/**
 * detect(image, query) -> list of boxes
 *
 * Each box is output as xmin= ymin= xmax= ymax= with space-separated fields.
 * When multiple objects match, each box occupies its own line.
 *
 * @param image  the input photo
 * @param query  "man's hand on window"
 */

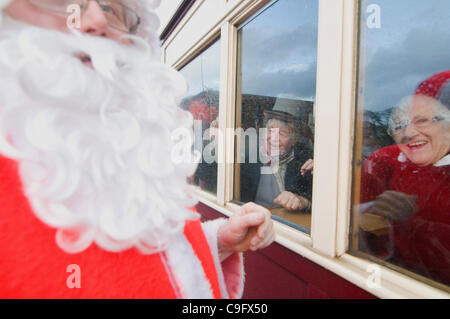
xmin=274 ymin=191 xmax=310 ymax=211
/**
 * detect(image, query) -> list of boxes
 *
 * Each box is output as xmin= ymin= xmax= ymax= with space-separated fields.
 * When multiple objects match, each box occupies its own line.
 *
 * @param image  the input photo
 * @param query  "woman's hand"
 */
xmin=373 ymin=190 xmax=416 ymax=221
xmin=217 ymin=203 xmax=275 ymax=261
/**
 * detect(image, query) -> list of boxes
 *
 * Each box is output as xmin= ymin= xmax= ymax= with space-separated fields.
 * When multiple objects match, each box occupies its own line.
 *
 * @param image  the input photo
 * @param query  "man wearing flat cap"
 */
xmin=240 ymin=97 xmax=314 ymax=212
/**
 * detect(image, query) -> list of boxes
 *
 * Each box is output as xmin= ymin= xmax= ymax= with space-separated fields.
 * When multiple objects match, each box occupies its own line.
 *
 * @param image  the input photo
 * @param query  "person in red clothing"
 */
xmin=0 ymin=0 xmax=275 ymax=298
xmin=359 ymin=70 xmax=450 ymax=286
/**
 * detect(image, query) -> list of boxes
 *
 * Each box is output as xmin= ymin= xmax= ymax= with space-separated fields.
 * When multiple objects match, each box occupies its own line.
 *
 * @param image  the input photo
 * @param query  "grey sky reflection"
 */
xmin=360 ymin=0 xmax=450 ymax=111
xmin=180 ymin=0 xmax=450 ymax=113
xmin=240 ymin=0 xmax=318 ymax=101
xmin=179 ymin=39 xmax=221 ymax=99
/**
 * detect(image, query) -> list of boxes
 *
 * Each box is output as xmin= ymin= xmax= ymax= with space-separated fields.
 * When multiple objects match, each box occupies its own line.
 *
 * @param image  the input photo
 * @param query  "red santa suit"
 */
xmin=0 ymin=154 xmax=244 ymax=298
xmin=360 ymin=145 xmax=450 ymax=285
xmin=0 ymin=0 xmax=246 ymax=298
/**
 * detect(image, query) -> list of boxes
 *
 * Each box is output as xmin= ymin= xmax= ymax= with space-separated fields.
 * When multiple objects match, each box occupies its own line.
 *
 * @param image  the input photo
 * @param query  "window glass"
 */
xmin=234 ymin=0 xmax=318 ymax=233
xmin=351 ymin=0 xmax=450 ymax=289
xmin=179 ymin=39 xmax=221 ymax=194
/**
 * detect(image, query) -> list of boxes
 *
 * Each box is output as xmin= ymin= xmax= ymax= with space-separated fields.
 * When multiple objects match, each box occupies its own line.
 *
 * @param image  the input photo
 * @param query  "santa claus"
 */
xmin=0 ymin=0 xmax=275 ymax=298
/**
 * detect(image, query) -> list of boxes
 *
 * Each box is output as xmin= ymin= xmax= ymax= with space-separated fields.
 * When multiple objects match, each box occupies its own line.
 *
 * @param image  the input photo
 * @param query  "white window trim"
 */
xmin=163 ymin=0 xmax=450 ymax=299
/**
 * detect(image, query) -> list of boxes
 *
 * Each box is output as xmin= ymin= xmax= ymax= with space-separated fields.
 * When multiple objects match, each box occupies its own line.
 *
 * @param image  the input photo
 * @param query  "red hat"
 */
xmin=415 ymin=70 xmax=450 ymax=109
xmin=188 ymin=100 xmax=218 ymax=122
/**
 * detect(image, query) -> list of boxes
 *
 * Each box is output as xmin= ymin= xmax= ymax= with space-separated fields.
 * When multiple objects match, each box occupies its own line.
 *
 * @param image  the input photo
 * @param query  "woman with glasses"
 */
xmin=359 ymin=70 xmax=450 ymax=286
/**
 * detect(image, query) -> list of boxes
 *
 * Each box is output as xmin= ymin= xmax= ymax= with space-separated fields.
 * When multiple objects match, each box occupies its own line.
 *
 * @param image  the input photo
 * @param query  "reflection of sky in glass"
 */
xmin=179 ymin=39 xmax=221 ymax=98
xmin=360 ymin=0 xmax=450 ymax=112
xmin=239 ymin=0 xmax=318 ymax=101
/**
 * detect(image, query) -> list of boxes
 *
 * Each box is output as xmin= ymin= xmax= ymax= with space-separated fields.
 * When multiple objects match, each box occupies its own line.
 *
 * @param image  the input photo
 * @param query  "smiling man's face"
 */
xmin=4 ymin=0 xmax=133 ymax=67
xmin=4 ymin=0 xmax=128 ymax=38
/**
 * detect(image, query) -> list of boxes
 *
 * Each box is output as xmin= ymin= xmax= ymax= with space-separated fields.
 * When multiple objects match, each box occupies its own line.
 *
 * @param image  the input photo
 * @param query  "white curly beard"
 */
xmin=0 ymin=17 xmax=199 ymax=254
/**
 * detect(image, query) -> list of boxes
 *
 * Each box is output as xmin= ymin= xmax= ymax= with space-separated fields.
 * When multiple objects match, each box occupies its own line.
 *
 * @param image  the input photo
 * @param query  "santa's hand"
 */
xmin=217 ymin=202 xmax=275 ymax=261
xmin=274 ymin=191 xmax=310 ymax=211
xmin=372 ymin=190 xmax=416 ymax=221
xmin=301 ymin=159 xmax=314 ymax=175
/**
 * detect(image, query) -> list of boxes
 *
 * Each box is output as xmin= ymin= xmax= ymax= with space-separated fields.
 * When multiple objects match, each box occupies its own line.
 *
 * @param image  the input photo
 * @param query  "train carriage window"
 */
xmin=233 ymin=0 xmax=318 ymax=233
xmin=179 ymin=39 xmax=221 ymax=195
xmin=351 ymin=0 xmax=450 ymax=290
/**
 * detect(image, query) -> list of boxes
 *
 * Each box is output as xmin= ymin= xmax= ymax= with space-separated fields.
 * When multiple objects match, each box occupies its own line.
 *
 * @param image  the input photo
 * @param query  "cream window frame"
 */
xmin=162 ymin=0 xmax=450 ymax=299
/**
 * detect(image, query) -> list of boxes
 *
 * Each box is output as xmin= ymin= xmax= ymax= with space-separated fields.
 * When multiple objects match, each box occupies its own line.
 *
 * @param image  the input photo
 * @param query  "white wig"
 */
xmin=126 ymin=0 xmax=162 ymax=42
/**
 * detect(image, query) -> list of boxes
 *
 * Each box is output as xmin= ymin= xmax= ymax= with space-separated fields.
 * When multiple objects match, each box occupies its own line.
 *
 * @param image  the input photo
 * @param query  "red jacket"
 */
xmin=360 ymin=145 xmax=450 ymax=285
xmin=0 ymin=155 xmax=234 ymax=298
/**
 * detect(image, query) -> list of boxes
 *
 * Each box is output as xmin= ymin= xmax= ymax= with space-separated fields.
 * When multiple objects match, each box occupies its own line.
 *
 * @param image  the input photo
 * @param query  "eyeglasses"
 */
xmin=28 ymin=0 xmax=141 ymax=34
xmin=389 ymin=116 xmax=444 ymax=136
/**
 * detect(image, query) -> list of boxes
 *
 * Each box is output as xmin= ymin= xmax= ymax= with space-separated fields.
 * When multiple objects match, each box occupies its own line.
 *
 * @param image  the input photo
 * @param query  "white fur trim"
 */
xmin=163 ymin=232 xmax=214 ymax=299
xmin=435 ymin=154 xmax=450 ymax=167
xmin=201 ymin=219 xmax=245 ymax=299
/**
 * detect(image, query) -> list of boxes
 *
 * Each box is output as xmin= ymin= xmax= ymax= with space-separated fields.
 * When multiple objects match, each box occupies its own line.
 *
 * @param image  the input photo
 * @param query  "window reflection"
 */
xmin=234 ymin=0 xmax=318 ymax=233
xmin=179 ymin=40 xmax=221 ymax=194
xmin=352 ymin=0 xmax=450 ymax=288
